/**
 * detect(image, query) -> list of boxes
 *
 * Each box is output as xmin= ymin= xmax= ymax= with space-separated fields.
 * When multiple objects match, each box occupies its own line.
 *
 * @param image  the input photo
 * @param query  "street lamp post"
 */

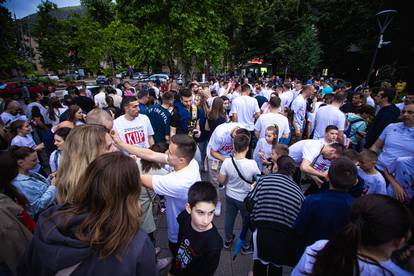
xmin=366 ymin=9 xmax=397 ymax=85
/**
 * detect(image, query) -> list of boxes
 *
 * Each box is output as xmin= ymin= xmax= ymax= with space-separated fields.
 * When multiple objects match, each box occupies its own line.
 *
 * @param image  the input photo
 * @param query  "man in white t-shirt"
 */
xmin=371 ymin=104 xmax=414 ymax=201
xmin=206 ymin=122 xmax=249 ymax=216
xmin=312 ymin=93 xmax=346 ymax=144
xmin=255 ymin=96 xmax=290 ymax=140
xmin=114 ymin=134 xmax=201 ymax=257
xmin=113 ymin=96 xmax=154 ymax=148
xmin=0 ymin=101 xmax=28 ymax=125
xmin=230 ymin=84 xmax=260 ymax=131
xmin=289 ymin=139 xmax=344 ymax=183
xmin=148 ymin=80 xmax=160 ymax=100
xmin=94 ymin=86 xmax=108 ymax=109
xmin=291 ymin=85 xmax=314 ymax=140
xmin=279 ymin=83 xmax=294 ymax=112
xmin=291 ymin=81 xmax=303 ymax=100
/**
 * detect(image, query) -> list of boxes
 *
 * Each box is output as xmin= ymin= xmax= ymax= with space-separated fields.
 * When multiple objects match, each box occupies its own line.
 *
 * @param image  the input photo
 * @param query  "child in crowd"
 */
xmin=218 ymin=134 xmax=260 ymax=252
xmin=321 ymin=125 xmax=338 ymax=144
xmin=137 ymin=143 xmax=171 ymax=270
xmin=293 ymin=158 xmax=357 ymax=250
xmin=263 ymin=143 xmax=289 ymax=175
xmin=10 ymin=146 xmax=56 ymax=219
xmin=253 ymin=125 xmax=279 ymax=172
xmin=358 ymin=149 xmax=387 ymax=195
xmin=342 ymin=149 xmax=365 ymax=198
xmin=49 ymin=127 xmax=71 ymax=173
xmin=292 ymin=195 xmax=413 ymax=275
xmin=10 ymin=120 xmax=44 ymax=152
xmin=169 ymin=181 xmax=223 ymax=276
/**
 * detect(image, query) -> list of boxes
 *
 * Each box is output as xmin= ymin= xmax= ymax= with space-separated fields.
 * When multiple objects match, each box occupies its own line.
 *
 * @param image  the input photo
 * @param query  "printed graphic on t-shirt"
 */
xmin=218 ymin=144 xmax=233 ymax=154
xmin=124 ymin=126 xmax=146 ymax=145
xmin=174 ymin=238 xmax=198 ymax=270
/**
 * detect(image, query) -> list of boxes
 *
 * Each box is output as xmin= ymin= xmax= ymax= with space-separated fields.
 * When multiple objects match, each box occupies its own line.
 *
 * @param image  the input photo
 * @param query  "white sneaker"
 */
xmin=156 ymin=257 xmax=172 ymax=271
xmin=214 ymin=201 xmax=222 ymax=216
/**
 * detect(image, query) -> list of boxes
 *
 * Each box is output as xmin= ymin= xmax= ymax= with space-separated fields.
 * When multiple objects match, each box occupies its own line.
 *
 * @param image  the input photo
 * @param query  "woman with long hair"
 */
xmin=56 ymin=125 xmax=117 ymax=203
xmin=53 ymin=105 xmax=85 ymax=131
xmin=19 ymin=152 xmax=157 ymax=275
xmin=0 ymin=151 xmax=33 ymax=275
xmin=47 ymin=96 xmax=67 ymax=126
xmin=292 ymin=195 xmax=413 ymax=276
xmin=206 ymin=97 xmax=227 ymax=134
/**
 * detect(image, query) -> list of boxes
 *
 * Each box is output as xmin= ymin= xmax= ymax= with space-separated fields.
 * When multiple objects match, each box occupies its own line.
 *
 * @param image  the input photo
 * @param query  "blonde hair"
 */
xmin=56 ymin=125 xmax=108 ymax=203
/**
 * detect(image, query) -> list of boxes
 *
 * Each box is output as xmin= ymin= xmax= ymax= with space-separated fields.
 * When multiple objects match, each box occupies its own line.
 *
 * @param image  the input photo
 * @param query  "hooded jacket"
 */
xmin=18 ymin=204 xmax=157 ymax=276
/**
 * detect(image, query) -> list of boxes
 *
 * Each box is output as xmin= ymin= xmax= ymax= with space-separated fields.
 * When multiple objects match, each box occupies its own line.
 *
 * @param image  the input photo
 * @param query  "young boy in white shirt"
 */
xmin=358 ymin=150 xmax=387 ymax=195
xmin=218 ymin=133 xmax=260 ymax=253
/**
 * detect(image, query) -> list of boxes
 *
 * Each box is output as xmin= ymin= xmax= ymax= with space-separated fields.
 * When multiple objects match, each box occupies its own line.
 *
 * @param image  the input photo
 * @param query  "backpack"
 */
xmin=344 ymin=117 xmax=365 ymax=138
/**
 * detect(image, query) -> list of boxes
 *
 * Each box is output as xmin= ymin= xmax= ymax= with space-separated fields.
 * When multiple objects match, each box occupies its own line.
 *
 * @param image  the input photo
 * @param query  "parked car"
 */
xmin=96 ymin=75 xmax=109 ymax=85
xmin=142 ymin=74 xmax=169 ymax=84
xmin=65 ymin=71 xmax=80 ymax=80
xmin=132 ymin=72 xmax=147 ymax=80
xmin=42 ymin=74 xmax=59 ymax=81
xmin=0 ymin=81 xmax=43 ymax=99
xmin=115 ymin=71 xmax=127 ymax=79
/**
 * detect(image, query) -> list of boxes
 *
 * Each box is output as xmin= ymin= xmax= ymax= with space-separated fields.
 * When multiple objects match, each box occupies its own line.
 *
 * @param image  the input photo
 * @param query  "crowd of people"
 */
xmin=0 ymin=74 xmax=414 ymax=276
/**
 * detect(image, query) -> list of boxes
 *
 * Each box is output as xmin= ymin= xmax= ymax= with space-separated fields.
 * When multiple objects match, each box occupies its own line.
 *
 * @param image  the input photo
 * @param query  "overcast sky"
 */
xmin=2 ymin=0 xmax=81 ymax=18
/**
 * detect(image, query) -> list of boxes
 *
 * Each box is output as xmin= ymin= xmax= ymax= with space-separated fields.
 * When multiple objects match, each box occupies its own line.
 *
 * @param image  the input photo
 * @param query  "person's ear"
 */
xmin=17 ymin=159 xmax=25 ymax=168
xmin=185 ymin=203 xmax=192 ymax=214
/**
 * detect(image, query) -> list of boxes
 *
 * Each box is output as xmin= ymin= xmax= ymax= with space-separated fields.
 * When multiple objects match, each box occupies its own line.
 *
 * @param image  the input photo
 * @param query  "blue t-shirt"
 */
xmin=293 ymin=190 xmax=353 ymax=247
xmin=139 ymin=103 xmax=148 ymax=115
xmin=146 ymin=104 xmax=171 ymax=144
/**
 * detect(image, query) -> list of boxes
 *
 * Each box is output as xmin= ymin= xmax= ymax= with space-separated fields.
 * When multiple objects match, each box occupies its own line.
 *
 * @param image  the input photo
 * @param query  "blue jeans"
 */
xmin=224 ymin=195 xmax=249 ymax=246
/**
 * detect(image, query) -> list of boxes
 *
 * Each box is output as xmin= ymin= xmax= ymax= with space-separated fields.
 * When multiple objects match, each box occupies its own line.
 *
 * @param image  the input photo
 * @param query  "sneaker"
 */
xmin=214 ymin=201 xmax=222 ymax=216
xmin=155 ymin=247 xmax=161 ymax=256
xmin=241 ymin=245 xmax=253 ymax=255
xmin=218 ymin=184 xmax=225 ymax=190
xmin=223 ymin=234 xmax=235 ymax=249
xmin=156 ymin=257 xmax=172 ymax=271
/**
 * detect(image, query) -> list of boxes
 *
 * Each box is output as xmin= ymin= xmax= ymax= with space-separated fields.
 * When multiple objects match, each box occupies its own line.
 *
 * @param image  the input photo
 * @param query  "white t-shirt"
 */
xmin=291 ymin=94 xmax=307 ymax=132
xmin=255 ymin=112 xmax=290 ymax=139
xmin=357 ymin=168 xmax=387 ymax=195
xmin=230 ymin=95 xmax=260 ymax=131
xmin=292 ymin=240 xmax=411 ymax=276
xmin=152 ymin=159 xmax=201 ymax=243
xmin=366 ymin=96 xmax=375 ymax=107
xmin=387 ymin=156 xmax=414 ymax=200
xmin=253 ymin=138 xmax=273 ymax=171
xmin=279 ymin=90 xmax=294 ymax=111
xmin=0 ymin=112 xmax=28 ymax=125
xmin=377 ymin=122 xmax=414 ymax=171
xmin=220 ymin=157 xmax=260 ymax=201
xmin=207 ymin=122 xmax=242 ymax=160
xmin=313 ymin=105 xmax=345 ymax=139
xmin=11 ymin=134 xmax=36 ymax=149
xmin=289 ymin=139 xmax=325 ymax=166
xmin=94 ymin=92 xmax=107 ymax=108
xmin=113 ymin=114 xmax=154 ymax=148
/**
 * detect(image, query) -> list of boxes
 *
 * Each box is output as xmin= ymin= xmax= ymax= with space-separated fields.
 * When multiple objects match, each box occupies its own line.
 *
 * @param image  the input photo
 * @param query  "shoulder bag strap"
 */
xmin=231 ymin=157 xmax=253 ymax=184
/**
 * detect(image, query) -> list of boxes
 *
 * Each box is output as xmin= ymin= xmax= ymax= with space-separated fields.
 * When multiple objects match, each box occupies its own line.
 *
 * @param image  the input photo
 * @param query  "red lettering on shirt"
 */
xmin=125 ymin=129 xmax=146 ymax=145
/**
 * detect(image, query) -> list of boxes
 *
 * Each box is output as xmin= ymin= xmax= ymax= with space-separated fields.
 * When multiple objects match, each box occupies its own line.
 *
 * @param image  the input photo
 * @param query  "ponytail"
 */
xmin=311 ymin=223 xmax=361 ymax=276
xmin=310 ymin=195 xmax=412 ymax=276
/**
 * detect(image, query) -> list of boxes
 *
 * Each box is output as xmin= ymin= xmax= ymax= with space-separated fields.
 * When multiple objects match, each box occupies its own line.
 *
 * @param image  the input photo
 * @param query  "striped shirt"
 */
xmin=250 ymin=173 xmax=305 ymax=228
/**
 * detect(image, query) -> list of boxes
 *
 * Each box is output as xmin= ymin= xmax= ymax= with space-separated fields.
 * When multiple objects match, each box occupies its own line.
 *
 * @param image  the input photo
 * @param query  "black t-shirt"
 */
xmin=170 ymin=211 xmax=223 ymax=276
